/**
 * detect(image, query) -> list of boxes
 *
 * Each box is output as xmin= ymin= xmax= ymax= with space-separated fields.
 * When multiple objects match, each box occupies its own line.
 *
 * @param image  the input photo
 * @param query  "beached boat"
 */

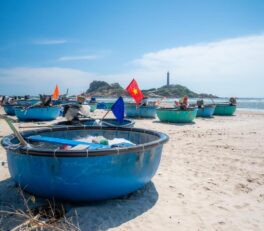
xmin=157 ymin=107 xmax=198 ymax=123
xmin=125 ymin=103 xmax=157 ymax=118
xmin=196 ymin=104 xmax=216 ymax=118
xmin=1 ymin=126 xmax=169 ymax=201
xmin=3 ymin=105 xmax=16 ymax=116
xmin=97 ymin=102 xmax=114 ymax=110
xmin=89 ymin=103 xmax=97 ymax=112
xmin=2 ymin=99 xmax=40 ymax=116
xmin=14 ymin=106 xmax=61 ymax=121
xmin=213 ymin=104 xmax=236 ymax=116
xmin=56 ymin=118 xmax=135 ymax=128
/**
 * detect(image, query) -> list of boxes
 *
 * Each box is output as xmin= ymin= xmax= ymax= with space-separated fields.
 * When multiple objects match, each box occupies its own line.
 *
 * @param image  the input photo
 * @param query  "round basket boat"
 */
xmin=88 ymin=103 xmax=97 ymax=112
xmin=56 ymin=118 xmax=135 ymax=128
xmin=14 ymin=106 xmax=61 ymax=121
xmin=1 ymin=126 xmax=169 ymax=201
xmin=3 ymin=105 xmax=16 ymax=116
xmin=125 ymin=104 xmax=157 ymax=118
xmin=97 ymin=102 xmax=114 ymax=110
xmin=196 ymin=104 xmax=216 ymax=118
xmin=213 ymin=104 xmax=236 ymax=116
xmin=157 ymin=107 xmax=198 ymax=123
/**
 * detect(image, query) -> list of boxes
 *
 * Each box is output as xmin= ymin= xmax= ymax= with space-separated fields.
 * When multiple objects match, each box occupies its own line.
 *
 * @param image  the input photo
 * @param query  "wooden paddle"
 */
xmin=1 ymin=116 xmax=29 ymax=146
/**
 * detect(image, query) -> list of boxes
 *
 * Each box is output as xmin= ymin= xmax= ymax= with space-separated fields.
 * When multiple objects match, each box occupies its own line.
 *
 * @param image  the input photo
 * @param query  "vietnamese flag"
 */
xmin=52 ymin=84 xmax=60 ymax=100
xmin=126 ymin=79 xmax=144 ymax=105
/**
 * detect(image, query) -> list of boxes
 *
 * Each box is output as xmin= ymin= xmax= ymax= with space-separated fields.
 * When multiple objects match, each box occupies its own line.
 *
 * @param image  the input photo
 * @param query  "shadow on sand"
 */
xmin=153 ymin=120 xmax=196 ymax=126
xmin=0 ymin=178 xmax=159 ymax=230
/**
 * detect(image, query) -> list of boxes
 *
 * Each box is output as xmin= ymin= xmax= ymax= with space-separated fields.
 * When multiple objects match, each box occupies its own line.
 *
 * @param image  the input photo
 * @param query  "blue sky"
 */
xmin=0 ymin=0 xmax=264 ymax=97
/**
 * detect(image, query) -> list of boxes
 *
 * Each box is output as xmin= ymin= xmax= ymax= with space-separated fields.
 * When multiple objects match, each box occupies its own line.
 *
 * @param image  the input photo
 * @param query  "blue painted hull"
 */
xmin=56 ymin=118 xmax=135 ymax=128
xmin=125 ymin=104 xmax=157 ymax=118
xmin=17 ymin=99 xmax=40 ymax=106
xmin=3 ymin=100 xmax=40 ymax=115
xmin=2 ymin=127 xmax=168 ymax=201
xmin=3 ymin=105 xmax=16 ymax=115
xmin=196 ymin=105 xmax=215 ymax=117
xmin=14 ymin=106 xmax=60 ymax=121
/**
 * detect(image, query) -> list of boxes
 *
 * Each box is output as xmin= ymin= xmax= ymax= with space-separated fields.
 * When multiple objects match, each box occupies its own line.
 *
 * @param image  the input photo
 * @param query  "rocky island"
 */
xmin=86 ymin=80 xmax=217 ymax=98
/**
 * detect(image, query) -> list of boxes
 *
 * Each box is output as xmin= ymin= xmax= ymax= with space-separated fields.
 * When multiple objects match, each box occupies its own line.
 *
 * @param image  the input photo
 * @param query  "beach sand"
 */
xmin=0 ymin=108 xmax=264 ymax=230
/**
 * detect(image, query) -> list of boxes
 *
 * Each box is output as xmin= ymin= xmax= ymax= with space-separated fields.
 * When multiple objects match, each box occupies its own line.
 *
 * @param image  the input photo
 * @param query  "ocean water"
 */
xmin=97 ymin=97 xmax=264 ymax=111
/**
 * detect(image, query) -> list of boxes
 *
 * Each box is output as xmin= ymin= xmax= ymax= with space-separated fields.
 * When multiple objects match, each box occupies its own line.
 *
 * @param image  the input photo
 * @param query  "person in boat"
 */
xmin=229 ymin=97 xmax=237 ymax=106
xmin=179 ymin=96 xmax=188 ymax=110
xmin=63 ymin=95 xmax=90 ymax=124
xmin=7 ymin=96 xmax=17 ymax=105
xmin=39 ymin=95 xmax=52 ymax=107
xmin=140 ymin=97 xmax=149 ymax=106
xmin=89 ymin=96 xmax=96 ymax=104
xmin=197 ymin=99 xmax=204 ymax=108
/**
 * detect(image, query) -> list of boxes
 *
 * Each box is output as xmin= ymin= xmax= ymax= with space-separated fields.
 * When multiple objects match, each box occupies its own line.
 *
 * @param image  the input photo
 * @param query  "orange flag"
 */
xmin=52 ymin=84 xmax=59 ymax=100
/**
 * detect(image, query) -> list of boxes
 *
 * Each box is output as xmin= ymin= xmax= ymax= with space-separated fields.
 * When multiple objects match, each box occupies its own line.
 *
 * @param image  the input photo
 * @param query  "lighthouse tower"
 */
xmin=167 ymin=71 xmax=170 ymax=86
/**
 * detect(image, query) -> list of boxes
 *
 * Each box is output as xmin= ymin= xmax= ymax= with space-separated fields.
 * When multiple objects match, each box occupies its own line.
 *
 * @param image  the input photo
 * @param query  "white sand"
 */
xmin=1 ymin=108 xmax=264 ymax=230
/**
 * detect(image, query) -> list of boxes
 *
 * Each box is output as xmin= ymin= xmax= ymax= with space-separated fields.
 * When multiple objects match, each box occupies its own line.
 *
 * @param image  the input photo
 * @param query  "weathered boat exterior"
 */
xmin=196 ymin=104 xmax=216 ymax=118
xmin=1 ymin=126 xmax=169 ymax=201
xmin=17 ymin=99 xmax=40 ymax=106
xmin=157 ymin=107 xmax=198 ymax=123
xmin=56 ymin=118 xmax=135 ymax=128
xmin=125 ymin=104 xmax=157 ymax=118
xmin=3 ymin=99 xmax=40 ymax=116
xmin=14 ymin=106 xmax=61 ymax=121
xmin=97 ymin=102 xmax=114 ymax=110
xmin=213 ymin=104 xmax=236 ymax=116
xmin=3 ymin=105 xmax=16 ymax=115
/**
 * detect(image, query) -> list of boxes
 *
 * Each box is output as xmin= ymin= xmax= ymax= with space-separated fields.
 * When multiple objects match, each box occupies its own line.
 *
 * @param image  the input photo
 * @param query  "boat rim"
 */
xmin=56 ymin=118 xmax=135 ymax=127
xmin=1 ymin=126 xmax=169 ymax=158
xmin=157 ymin=107 xmax=197 ymax=111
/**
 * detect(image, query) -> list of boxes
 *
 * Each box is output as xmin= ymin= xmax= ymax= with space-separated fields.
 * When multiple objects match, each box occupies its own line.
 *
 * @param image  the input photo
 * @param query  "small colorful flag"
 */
xmin=111 ymin=96 xmax=124 ymax=123
xmin=126 ymin=79 xmax=144 ymax=105
xmin=52 ymin=84 xmax=59 ymax=100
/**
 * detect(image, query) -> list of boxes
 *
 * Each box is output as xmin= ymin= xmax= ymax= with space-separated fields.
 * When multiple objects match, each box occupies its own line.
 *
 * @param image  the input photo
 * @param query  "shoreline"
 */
xmin=1 ymin=109 xmax=264 ymax=230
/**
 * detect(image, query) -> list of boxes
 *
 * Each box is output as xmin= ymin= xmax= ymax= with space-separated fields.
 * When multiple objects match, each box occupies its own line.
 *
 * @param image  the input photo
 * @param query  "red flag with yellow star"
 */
xmin=126 ymin=79 xmax=144 ymax=105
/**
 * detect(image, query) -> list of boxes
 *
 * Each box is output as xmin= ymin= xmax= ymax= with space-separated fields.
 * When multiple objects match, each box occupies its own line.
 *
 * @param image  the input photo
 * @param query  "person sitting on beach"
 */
xmin=179 ymin=96 xmax=188 ymax=110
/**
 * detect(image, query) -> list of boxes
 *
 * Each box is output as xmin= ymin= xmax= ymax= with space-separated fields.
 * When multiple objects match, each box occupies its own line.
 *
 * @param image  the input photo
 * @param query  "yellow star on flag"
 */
xmin=132 ymin=88 xmax=138 ymax=95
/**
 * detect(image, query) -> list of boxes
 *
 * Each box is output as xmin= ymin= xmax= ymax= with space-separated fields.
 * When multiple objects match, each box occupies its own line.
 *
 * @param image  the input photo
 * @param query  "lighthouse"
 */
xmin=167 ymin=71 xmax=170 ymax=86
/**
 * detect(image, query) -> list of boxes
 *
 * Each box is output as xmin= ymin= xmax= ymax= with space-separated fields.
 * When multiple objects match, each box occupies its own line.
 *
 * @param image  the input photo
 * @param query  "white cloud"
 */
xmin=0 ymin=67 xmax=95 ymax=95
xmin=33 ymin=39 xmax=68 ymax=45
xmin=132 ymin=34 xmax=264 ymax=97
xmin=1 ymin=34 xmax=264 ymax=97
xmin=58 ymin=55 xmax=100 ymax=61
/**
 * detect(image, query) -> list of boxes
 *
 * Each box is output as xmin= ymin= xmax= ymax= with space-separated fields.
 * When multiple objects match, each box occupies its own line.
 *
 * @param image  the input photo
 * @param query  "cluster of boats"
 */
xmin=0 ymin=95 xmax=236 ymax=201
xmin=125 ymin=97 xmax=237 ymax=123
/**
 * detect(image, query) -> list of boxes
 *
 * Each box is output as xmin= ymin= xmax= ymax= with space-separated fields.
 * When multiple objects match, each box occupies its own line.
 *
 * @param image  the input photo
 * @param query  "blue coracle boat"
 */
xmin=196 ymin=104 xmax=216 ymax=118
xmin=1 ymin=126 xmax=169 ymax=201
xmin=3 ymin=105 xmax=16 ymax=116
xmin=56 ymin=118 xmax=135 ymax=128
xmin=14 ymin=106 xmax=61 ymax=121
xmin=125 ymin=103 xmax=157 ymax=118
xmin=3 ymin=99 xmax=40 ymax=116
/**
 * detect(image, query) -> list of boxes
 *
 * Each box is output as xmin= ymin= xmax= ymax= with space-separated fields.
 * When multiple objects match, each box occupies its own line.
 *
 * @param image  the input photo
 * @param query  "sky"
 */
xmin=0 ymin=0 xmax=264 ymax=97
